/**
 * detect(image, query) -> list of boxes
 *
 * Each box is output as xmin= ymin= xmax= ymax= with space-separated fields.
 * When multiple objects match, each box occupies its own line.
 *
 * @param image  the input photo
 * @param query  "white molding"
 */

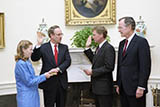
xmin=69 ymin=45 xmax=155 ymax=53
xmin=69 ymin=47 xmax=118 ymax=52
xmin=0 ymin=82 xmax=16 ymax=96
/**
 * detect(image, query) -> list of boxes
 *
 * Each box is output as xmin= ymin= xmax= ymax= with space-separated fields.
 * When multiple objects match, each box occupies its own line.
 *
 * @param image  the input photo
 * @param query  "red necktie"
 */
xmin=123 ymin=40 xmax=128 ymax=56
xmin=54 ymin=44 xmax=58 ymax=65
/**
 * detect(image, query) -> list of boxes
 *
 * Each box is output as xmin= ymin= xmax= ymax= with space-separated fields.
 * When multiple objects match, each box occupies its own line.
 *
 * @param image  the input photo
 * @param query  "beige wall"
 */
xmin=0 ymin=0 xmax=160 ymax=85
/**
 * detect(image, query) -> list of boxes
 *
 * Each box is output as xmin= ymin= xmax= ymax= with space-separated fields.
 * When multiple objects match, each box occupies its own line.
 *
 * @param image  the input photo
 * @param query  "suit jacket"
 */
xmin=84 ymin=41 xmax=115 ymax=95
xmin=31 ymin=42 xmax=71 ymax=90
xmin=116 ymin=34 xmax=151 ymax=96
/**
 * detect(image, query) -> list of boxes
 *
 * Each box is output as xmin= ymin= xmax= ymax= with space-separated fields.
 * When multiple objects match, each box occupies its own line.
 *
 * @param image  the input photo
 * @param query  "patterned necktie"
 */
xmin=54 ymin=44 xmax=58 ymax=65
xmin=95 ymin=46 xmax=99 ymax=54
xmin=123 ymin=40 xmax=128 ymax=56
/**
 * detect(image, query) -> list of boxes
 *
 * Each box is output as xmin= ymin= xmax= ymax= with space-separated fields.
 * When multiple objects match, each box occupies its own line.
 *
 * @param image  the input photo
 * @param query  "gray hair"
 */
xmin=119 ymin=17 xmax=136 ymax=30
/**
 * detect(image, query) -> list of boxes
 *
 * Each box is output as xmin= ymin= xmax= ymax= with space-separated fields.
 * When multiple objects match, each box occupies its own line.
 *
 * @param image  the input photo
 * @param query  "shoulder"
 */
xmin=136 ymin=35 xmax=149 ymax=44
xmin=41 ymin=42 xmax=50 ymax=48
xmin=16 ymin=59 xmax=26 ymax=65
xmin=120 ymin=39 xmax=125 ymax=44
xmin=105 ymin=42 xmax=115 ymax=50
xmin=15 ymin=59 xmax=27 ymax=69
xmin=59 ymin=43 xmax=69 ymax=49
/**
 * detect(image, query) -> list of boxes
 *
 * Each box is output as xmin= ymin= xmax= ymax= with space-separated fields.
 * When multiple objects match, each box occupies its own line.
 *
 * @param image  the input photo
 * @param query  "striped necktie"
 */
xmin=123 ymin=40 xmax=128 ymax=56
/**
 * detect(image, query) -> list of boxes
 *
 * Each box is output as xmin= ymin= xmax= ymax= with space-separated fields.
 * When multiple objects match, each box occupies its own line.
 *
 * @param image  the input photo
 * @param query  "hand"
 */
xmin=37 ymin=32 xmax=45 ymax=46
xmin=86 ymin=36 xmax=92 ymax=48
xmin=49 ymin=68 xmax=59 ymax=76
xmin=44 ymin=72 xmax=51 ymax=79
xmin=116 ymin=86 xmax=120 ymax=95
xmin=83 ymin=69 xmax=92 ymax=76
xmin=136 ymin=88 xmax=144 ymax=98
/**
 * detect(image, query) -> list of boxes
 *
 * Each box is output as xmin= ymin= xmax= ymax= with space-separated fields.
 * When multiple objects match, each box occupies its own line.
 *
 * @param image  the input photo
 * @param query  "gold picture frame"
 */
xmin=0 ymin=13 xmax=5 ymax=48
xmin=65 ymin=0 xmax=116 ymax=26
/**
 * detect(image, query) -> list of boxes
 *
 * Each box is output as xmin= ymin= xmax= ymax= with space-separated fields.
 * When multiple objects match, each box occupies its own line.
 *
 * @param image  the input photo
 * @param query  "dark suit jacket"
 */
xmin=117 ymin=34 xmax=151 ymax=96
xmin=31 ymin=42 xmax=71 ymax=90
xmin=84 ymin=41 xmax=115 ymax=95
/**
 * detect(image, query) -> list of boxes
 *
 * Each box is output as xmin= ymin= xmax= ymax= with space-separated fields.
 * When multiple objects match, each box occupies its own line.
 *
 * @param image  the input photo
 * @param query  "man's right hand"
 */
xmin=86 ymin=35 xmax=92 ymax=48
xmin=37 ymin=32 xmax=45 ymax=46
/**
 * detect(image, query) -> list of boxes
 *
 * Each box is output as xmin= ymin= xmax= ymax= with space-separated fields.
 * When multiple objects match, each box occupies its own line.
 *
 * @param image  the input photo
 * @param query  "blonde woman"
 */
xmin=14 ymin=40 xmax=55 ymax=107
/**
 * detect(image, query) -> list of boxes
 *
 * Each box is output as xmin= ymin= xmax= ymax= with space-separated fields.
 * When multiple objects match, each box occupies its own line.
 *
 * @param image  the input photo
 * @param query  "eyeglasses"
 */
xmin=54 ymin=33 xmax=63 ymax=36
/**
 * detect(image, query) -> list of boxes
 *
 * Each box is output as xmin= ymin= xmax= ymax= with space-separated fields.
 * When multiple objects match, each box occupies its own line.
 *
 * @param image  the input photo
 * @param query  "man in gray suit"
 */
xmin=116 ymin=17 xmax=151 ymax=107
xmin=83 ymin=26 xmax=115 ymax=107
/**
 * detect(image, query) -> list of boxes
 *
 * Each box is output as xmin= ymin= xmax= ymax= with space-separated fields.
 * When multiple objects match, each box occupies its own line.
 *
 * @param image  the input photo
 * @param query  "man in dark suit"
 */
xmin=31 ymin=25 xmax=71 ymax=107
xmin=116 ymin=17 xmax=151 ymax=107
xmin=83 ymin=26 xmax=115 ymax=107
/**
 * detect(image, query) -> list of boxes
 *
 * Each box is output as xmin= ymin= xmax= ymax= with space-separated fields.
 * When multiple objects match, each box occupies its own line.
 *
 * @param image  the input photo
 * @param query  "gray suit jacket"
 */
xmin=84 ymin=41 xmax=115 ymax=95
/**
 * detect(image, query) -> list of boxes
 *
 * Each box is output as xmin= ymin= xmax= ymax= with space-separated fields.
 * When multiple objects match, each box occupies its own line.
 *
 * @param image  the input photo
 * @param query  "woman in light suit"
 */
xmin=14 ymin=40 xmax=55 ymax=107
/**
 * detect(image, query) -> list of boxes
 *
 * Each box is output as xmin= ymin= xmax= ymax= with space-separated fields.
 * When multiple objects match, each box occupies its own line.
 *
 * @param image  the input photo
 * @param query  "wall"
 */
xmin=0 ymin=0 xmax=160 ymax=94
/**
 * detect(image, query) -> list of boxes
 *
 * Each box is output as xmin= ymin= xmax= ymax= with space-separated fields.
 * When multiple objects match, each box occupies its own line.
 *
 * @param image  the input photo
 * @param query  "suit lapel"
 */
xmin=57 ymin=44 xmax=63 ymax=65
xmin=46 ymin=42 xmax=57 ymax=65
xmin=122 ymin=35 xmax=137 ymax=59
xmin=120 ymin=40 xmax=125 ymax=57
xmin=92 ymin=41 xmax=107 ymax=66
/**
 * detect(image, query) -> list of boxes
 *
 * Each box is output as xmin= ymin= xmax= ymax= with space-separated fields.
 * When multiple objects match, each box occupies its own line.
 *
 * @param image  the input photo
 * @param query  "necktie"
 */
xmin=123 ymin=40 xmax=128 ymax=56
xmin=54 ymin=44 xmax=58 ymax=65
xmin=95 ymin=46 xmax=99 ymax=54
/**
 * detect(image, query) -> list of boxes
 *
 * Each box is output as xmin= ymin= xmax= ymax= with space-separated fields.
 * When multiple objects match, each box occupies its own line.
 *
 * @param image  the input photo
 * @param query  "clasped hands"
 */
xmin=44 ymin=68 xmax=59 ymax=79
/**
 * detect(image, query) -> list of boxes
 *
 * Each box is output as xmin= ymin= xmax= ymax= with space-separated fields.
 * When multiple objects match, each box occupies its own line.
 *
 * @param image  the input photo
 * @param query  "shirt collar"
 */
xmin=50 ymin=41 xmax=58 ymax=47
xmin=99 ymin=40 xmax=107 ymax=48
xmin=127 ymin=32 xmax=135 ymax=43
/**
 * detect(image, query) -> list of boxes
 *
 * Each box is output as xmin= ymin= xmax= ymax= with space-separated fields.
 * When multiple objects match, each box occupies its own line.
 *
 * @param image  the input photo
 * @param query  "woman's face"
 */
xmin=23 ymin=45 xmax=33 ymax=58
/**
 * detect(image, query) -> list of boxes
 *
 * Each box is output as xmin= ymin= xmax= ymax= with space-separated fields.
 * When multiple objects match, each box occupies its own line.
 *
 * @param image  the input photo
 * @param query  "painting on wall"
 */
xmin=65 ymin=0 xmax=116 ymax=25
xmin=0 ymin=13 xmax=5 ymax=48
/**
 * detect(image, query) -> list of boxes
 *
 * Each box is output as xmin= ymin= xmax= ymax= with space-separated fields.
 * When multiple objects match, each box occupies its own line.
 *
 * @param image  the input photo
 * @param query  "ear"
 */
xmin=128 ymin=25 xmax=132 ymax=30
xmin=50 ymin=33 xmax=54 ymax=38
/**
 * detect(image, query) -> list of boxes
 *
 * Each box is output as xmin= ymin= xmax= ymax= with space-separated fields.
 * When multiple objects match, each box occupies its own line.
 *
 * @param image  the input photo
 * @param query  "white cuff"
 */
xmin=138 ymin=86 xmax=145 ymax=90
xmin=36 ymin=45 xmax=41 ymax=49
xmin=56 ymin=67 xmax=62 ymax=73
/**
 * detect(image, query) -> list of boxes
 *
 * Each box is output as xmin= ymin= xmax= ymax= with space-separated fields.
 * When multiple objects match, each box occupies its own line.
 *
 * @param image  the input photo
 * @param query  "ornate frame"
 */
xmin=0 ymin=13 xmax=5 ymax=48
xmin=65 ymin=0 xmax=116 ymax=26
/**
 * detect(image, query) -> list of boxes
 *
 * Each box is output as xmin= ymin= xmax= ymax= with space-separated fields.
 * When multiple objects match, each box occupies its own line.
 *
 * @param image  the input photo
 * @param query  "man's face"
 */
xmin=50 ymin=28 xmax=63 ymax=44
xmin=92 ymin=30 xmax=103 ymax=43
xmin=118 ymin=19 xmax=131 ymax=38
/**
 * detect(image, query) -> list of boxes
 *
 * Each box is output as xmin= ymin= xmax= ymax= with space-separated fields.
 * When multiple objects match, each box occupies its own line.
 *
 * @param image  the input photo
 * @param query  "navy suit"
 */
xmin=117 ymin=34 xmax=151 ymax=107
xmin=31 ymin=42 xmax=71 ymax=107
xmin=84 ymin=41 xmax=115 ymax=107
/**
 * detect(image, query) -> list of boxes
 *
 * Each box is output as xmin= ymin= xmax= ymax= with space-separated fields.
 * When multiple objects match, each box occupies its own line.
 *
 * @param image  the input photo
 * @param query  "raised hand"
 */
xmin=86 ymin=35 xmax=92 ymax=48
xmin=37 ymin=32 xmax=45 ymax=46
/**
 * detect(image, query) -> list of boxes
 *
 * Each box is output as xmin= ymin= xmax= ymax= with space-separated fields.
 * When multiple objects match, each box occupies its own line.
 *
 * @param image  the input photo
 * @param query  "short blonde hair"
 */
xmin=15 ymin=40 xmax=33 ymax=62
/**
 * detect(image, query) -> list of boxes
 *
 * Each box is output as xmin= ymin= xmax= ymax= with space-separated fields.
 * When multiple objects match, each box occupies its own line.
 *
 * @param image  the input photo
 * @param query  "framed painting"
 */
xmin=0 ymin=13 xmax=5 ymax=48
xmin=65 ymin=0 xmax=116 ymax=26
